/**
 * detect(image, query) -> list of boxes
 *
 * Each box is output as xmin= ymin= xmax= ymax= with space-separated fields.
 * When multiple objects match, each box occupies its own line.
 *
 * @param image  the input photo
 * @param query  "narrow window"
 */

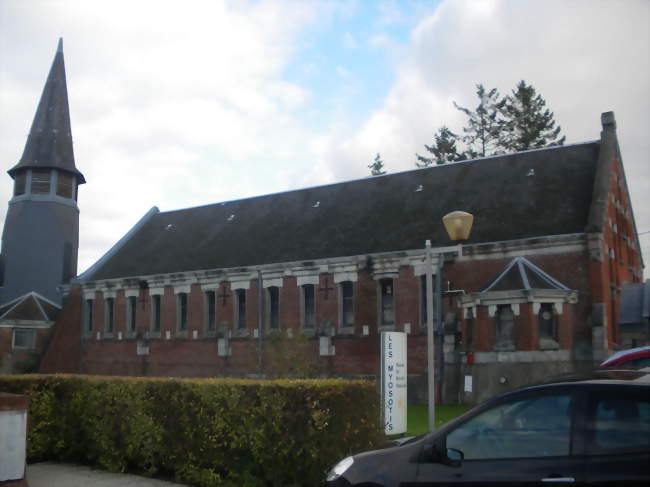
xmin=12 ymin=328 xmax=36 ymax=350
xmin=151 ymin=295 xmax=161 ymax=333
xmin=302 ymin=284 xmax=315 ymax=328
xmin=380 ymin=278 xmax=394 ymax=327
xmin=105 ymin=297 xmax=114 ymax=334
xmin=267 ymin=286 xmax=280 ymax=329
xmin=236 ymin=289 xmax=246 ymax=330
xmin=177 ymin=293 xmax=188 ymax=332
xmin=14 ymin=172 xmax=26 ymax=196
xmin=205 ymin=290 xmax=216 ymax=333
xmin=31 ymin=169 xmax=51 ymax=194
xmin=495 ymin=305 xmax=514 ymax=350
xmin=127 ymin=296 xmax=137 ymax=333
xmin=56 ymin=172 xmax=73 ymax=198
xmin=84 ymin=298 xmax=94 ymax=333
xmin=341 ymin=281 xmax=354 ymax=327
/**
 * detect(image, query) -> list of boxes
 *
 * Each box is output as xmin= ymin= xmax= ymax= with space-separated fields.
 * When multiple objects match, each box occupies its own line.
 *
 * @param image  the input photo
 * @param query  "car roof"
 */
xmin=601 ymin=346 xmax=650 ymax=365
xmin=515 ymin=369 xmax=650 ymax=395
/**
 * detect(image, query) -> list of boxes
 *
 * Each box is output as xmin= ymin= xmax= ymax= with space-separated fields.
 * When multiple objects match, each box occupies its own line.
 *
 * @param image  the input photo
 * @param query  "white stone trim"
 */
xmin=174 ymin=285 xmax=192 ymax=295
xmin=200 ymin=282 xmax=220 ymax=291
xmin=463 ymin=306 xmax=476 ymax=319
xmin=333 ymin=271 xmax=358 ymax=283
xmin=488 ymin=305 xmax=498 ymax=317
xmin=149 ymin=287 xmax=165 ymax=296
xmin=103 ymin=290 xmax=116 ymax=299
xmin=297 ymin=274 xmax=319 ymax=286
xmin=263 ymin=278 xmax=283 ymax=288
xmin=553 ymin=302 xmax=563 ymax=315
xmin=125 ymin=289 xmax=139 ymax=298
xmin=511 ymin=303 xmax=520 ymax=316
xmin=82 ymin=289 xmax=97 ymax=300
xmin=533 ymin=302 xmax=541 ymax=314
xmin=230 ymin=280 xmax=251 ymax=291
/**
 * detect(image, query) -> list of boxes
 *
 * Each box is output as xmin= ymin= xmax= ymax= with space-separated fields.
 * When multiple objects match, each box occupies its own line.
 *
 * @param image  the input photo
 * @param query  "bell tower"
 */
xmin=0 ymin=38 xmax=85 ymax=306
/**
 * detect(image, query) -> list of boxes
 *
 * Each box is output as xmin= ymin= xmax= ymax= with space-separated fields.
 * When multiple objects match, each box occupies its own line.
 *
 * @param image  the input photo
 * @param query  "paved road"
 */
xmin=26 ymin=462 xmax=190 ymax=487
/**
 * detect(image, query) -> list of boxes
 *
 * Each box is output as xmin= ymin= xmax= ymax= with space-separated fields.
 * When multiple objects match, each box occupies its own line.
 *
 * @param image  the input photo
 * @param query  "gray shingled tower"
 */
xmin=0 ymin=38 xmax=85 ymax=306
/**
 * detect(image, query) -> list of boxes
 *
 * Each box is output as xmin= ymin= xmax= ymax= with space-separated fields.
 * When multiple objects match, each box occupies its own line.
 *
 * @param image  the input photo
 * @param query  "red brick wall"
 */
xmin=39 ymin=286 xmax=82 ymax=373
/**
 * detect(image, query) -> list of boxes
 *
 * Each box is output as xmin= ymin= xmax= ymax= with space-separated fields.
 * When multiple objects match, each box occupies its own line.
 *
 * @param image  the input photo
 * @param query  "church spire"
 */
xmin=8 ymin=37 xmax=85 ymax=183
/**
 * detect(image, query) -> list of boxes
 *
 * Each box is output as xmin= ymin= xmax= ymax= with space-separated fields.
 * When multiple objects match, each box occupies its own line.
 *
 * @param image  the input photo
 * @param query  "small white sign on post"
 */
xmin=381 ymin=331 xmax=407 ymax=435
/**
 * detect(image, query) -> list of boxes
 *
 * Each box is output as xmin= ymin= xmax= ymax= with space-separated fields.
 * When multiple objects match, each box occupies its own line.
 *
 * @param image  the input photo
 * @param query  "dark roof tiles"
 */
xmin=84 ymin=142 xmax=600 ymax=281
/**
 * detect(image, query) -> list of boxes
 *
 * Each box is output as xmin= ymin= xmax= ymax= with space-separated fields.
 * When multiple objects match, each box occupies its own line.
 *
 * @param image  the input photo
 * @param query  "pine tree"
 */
xmin=453 ymin=84 xmax=506 ymax=158
xmin=369 ymin=153 xmax=386 ymax=176
xmin=416 ymin=126 xmax=465 ymax=167
xmin=500 ymin=80 xmax=565 ymax=151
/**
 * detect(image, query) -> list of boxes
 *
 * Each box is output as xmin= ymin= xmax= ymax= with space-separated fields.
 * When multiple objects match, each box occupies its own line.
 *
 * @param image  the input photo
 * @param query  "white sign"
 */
xmin=381 ymin=331 xmax=407 ymax=435
xmin=464 ymin=375 xmax=473 ymax=392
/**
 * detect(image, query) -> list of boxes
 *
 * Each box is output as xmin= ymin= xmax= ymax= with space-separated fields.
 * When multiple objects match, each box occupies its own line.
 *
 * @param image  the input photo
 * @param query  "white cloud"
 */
xmin=308 ymin=0 xmax=650 ymax=272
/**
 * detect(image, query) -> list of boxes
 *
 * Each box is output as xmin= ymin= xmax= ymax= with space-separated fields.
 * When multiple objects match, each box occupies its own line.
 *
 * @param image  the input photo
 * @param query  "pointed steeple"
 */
xmin=8 ymin=38 xmax=85 ymax=183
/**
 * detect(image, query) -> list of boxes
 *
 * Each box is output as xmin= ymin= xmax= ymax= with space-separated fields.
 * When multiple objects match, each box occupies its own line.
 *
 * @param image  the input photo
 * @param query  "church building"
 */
xmin=2 ymin=41 xmax=646 ymax=403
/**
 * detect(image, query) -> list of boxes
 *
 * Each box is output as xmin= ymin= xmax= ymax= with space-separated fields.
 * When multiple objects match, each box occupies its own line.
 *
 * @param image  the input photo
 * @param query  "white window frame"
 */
xmin=12 ymin=328 xmax=36 ymax=350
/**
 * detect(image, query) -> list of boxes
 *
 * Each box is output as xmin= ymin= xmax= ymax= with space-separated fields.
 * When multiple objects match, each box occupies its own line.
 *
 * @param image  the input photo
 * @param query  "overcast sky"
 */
xmin=1 ymin=0 xmax=648 ymax=277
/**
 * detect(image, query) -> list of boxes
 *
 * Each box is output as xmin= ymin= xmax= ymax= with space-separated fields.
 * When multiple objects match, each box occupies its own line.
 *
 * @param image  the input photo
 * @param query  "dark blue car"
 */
xmin=327 ymin=369 xmax=650 ymax=486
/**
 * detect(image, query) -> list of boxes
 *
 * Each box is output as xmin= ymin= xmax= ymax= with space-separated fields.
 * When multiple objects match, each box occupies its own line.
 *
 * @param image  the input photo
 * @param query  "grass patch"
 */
xmin=390 ymin=404 xmax=472 ymax=438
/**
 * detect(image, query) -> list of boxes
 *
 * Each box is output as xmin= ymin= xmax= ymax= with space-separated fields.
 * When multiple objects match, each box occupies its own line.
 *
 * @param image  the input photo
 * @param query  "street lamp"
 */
xmin=426 ymin=211 xmax=473 ymax=432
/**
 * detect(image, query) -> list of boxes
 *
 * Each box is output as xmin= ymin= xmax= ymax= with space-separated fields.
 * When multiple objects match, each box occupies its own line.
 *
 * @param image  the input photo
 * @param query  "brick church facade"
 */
xmin=2 ymin=41 xmax=646 ymax=403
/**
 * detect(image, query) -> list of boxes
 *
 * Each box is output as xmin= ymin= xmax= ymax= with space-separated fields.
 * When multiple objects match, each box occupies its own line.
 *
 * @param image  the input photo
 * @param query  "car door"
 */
xmin=580 ymin=386 xmax=650 ymax=486
xmin=413 ymin=390 xmax=585 ymax=486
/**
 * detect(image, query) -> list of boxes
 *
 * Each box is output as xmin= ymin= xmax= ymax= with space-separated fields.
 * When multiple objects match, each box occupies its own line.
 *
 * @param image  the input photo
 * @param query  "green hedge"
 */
xmin=0 ymin=375 xmax=382 ymax=486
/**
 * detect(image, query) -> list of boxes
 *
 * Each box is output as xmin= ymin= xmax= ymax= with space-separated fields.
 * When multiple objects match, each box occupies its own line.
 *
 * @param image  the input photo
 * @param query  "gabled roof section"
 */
xmin=0 ymin=291 xmax=61 ymax=321
xmin=9 ymin=38 xmax=85 ymax=183
xmin=80 ymin=141 xmax=600 ymax=281
xmin=481 ymin=257 xmax=570 ymax=293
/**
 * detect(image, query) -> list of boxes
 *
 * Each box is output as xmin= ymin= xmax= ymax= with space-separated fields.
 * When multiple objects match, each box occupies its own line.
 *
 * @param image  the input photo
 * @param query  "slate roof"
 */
xmin=480 ymin=257 xmax=569 ymax=292
xmin=81 ymin=141 xmax=600 ymax=282
xmin=9 ymin=38 xmax=85 ymax=183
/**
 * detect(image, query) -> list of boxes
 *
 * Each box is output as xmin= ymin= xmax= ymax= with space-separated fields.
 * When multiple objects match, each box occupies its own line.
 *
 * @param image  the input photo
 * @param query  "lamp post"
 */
xmin=426 ymin=211 xmax=473 ymax=432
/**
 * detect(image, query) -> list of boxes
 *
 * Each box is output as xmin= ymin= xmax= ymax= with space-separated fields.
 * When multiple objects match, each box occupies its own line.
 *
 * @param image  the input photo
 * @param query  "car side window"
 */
xmin=585 ymin=391 xmax=650 ymax=454
xmin=446 ymin=394 xmax=572 ymax=460
xmin=624 ymin=357 xmax=650 ymax=368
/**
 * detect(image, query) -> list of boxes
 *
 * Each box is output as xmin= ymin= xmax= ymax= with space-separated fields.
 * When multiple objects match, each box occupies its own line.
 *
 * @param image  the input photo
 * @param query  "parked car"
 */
xmin=326 ymin=370 xmax=650 ymax=486
xmin=599 ymin=345 xmax=650 ymax=369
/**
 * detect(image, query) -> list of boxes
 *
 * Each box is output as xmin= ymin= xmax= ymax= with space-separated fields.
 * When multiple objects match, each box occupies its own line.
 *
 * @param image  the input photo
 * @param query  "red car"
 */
xmin=600 ymin=346 xmax=650 ymax=369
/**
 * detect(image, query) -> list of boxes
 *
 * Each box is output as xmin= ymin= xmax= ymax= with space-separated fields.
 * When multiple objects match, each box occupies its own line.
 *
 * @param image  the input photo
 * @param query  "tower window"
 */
xmin=14 ymin=173 xmax=26 ymax=196
xmin=56 ymin=172 xmax=73 ymax=198
xmin=31 ymin=169 xmax=51 ymax=194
